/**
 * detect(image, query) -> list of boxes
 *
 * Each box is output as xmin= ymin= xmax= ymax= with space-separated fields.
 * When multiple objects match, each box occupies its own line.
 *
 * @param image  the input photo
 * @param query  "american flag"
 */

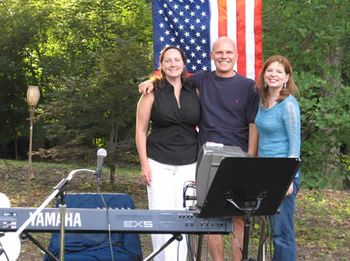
xmin=152 ymin=0 xmax=262 ymax=80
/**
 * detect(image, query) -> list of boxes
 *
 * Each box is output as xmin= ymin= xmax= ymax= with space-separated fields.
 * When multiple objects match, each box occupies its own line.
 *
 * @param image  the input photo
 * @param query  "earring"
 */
xmin=283 ymin=82 xmax=287 ymax=88
xmin=264 ymin=82 xmax=268 ymax=88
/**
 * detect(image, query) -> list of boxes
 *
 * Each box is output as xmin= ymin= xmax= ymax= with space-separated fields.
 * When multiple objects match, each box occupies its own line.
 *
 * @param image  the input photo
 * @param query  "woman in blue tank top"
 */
xmin=255 ymin=55 xmax=301 ymax=261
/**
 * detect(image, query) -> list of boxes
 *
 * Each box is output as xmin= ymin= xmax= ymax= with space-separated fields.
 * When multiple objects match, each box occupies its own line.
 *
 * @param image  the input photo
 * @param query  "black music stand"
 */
xmin=198 ymin=157 xmax=300 ymax=261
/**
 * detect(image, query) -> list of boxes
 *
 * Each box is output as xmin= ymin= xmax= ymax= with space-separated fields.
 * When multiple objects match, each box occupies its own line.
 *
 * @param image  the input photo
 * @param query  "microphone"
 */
xmin=95 ymin=148 xmax=107 ymax=180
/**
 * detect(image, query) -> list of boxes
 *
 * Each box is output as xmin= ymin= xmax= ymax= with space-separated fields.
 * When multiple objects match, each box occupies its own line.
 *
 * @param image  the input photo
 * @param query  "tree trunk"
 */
xmin=106 ymin=121 xmax=119 ymax=185
xmin=109 ymin=165 xmax=116 ymax=185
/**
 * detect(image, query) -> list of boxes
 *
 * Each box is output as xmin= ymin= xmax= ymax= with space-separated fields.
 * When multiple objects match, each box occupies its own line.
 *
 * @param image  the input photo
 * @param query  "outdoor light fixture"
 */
xmin=26 ymin=85 xmax=40 ymax=181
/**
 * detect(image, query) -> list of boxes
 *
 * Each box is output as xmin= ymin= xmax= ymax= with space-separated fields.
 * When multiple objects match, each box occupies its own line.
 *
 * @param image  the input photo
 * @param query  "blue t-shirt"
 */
xmin=190 ymin=71 xmax=259 ymax=152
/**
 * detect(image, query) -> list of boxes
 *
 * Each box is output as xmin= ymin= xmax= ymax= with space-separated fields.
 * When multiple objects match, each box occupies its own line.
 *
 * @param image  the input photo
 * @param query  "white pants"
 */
xmin=147 ymin=158 xmax=196 ymax=261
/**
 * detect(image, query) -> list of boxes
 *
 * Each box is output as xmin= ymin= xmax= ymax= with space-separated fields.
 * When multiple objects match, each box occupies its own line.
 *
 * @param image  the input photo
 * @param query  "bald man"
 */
xmin=190 ymin=37 xmax=259 ymax=261
xmin=139 ymin=37 xmax=259 ymax=260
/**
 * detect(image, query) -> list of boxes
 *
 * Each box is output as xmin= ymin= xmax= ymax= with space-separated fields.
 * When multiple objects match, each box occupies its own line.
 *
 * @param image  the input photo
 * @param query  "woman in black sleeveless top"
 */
xmin=135 ymin=46 xmax=200 ymax=261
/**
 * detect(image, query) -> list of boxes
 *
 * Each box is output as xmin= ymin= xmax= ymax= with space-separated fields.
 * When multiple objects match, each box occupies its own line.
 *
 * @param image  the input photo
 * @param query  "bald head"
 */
xmin=211 ymin=36 xmax=237 ymax=77
xmin=212 ymin=36 xmax=237 ymax=52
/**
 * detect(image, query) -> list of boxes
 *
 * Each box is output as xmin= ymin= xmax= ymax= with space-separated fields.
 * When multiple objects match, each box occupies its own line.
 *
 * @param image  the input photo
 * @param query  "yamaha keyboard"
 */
xmin=0 ymin=208 xmax=232 ymax=234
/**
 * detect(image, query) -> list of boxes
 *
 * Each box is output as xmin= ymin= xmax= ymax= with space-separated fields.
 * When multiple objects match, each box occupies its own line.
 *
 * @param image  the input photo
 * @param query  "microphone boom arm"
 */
xmin=17 ymin=169 xmax=95 ymax=237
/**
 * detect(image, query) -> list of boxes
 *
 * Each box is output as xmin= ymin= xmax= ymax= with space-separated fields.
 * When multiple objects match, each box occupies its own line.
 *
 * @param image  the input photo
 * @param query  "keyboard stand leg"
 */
xmin=143 ymin=233 xmax=183 ymax=261
xmin=22 ymin=232 xmax=59 ymax=261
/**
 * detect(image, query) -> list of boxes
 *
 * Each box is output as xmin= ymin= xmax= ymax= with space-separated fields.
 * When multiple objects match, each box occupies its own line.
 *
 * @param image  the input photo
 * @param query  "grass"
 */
xmin=295 ymin=189 xmax=350 ymax=261
xmin=0 ymin=159 xmax=349 ymax=260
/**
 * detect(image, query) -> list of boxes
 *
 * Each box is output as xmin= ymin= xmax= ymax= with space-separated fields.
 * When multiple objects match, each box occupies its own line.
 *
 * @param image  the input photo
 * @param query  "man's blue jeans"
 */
xmin=270 ymin=177 xmax=301 ymax=261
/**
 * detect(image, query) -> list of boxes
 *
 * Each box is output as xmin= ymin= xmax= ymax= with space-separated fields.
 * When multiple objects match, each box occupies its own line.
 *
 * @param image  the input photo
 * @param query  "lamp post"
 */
xmin=26 ymin=85 xmax=40 ymax=182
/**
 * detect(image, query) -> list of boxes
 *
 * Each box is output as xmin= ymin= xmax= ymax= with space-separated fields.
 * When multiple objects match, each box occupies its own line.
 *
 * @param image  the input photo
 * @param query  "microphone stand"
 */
xmin=13 ymin=169 xmax=95 ymax=261
xmin=58 ymin=192 xmax=66 ymax=261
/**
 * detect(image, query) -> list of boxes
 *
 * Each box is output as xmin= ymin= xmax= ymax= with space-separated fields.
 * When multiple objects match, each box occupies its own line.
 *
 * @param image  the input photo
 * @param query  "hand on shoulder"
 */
xmin=138 ymin=80 xmax=155 ymax=95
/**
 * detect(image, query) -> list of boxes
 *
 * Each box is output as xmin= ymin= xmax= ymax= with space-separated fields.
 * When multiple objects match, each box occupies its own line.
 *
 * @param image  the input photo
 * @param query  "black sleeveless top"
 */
xmin=147 ymin=80 xmax=200 ymax=165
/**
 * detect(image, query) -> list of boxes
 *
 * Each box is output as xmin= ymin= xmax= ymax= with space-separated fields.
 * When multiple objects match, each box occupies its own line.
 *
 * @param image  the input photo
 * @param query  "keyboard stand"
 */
xmin=143 ymin=233 xmax=183 ymax=261
xmin=22 ymin=232 xmax=59 ymax=261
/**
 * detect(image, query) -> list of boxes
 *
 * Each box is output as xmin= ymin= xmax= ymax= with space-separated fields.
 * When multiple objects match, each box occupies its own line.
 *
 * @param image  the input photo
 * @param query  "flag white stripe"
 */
xmin=209 ymin=0 xmax=218 ymax=70
xmin=227 ymin=0 xmax=238 ymax=72
xmin=209 ymin=0 xmax=218 ymax=48
xmin=245 ymin=0 xmax=256 ymax=80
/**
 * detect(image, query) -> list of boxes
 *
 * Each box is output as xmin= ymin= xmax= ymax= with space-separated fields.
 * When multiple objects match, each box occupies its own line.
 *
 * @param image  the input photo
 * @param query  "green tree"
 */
xmin=40 ymin=0 xmax=152 ymax=182
xmin=0 ymin=0 xmax=53 ymax=158
xmin=263 ymin=0 xmax=350 ymax=187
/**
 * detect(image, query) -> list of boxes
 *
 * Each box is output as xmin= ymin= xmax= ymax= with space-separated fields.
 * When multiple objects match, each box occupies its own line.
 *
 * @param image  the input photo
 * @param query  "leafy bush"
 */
xmin=295 ymin=72 xmax=350 ymax=189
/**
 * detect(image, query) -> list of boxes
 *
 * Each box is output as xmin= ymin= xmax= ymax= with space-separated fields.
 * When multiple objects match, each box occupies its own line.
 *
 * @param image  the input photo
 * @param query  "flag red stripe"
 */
xmin=217 ymin=0 xmax=227 ymax=36
xmin=236 ymin=0 xmax=246 ymax=76
xmin=254 ymin=0 xmax=263 ymax=80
